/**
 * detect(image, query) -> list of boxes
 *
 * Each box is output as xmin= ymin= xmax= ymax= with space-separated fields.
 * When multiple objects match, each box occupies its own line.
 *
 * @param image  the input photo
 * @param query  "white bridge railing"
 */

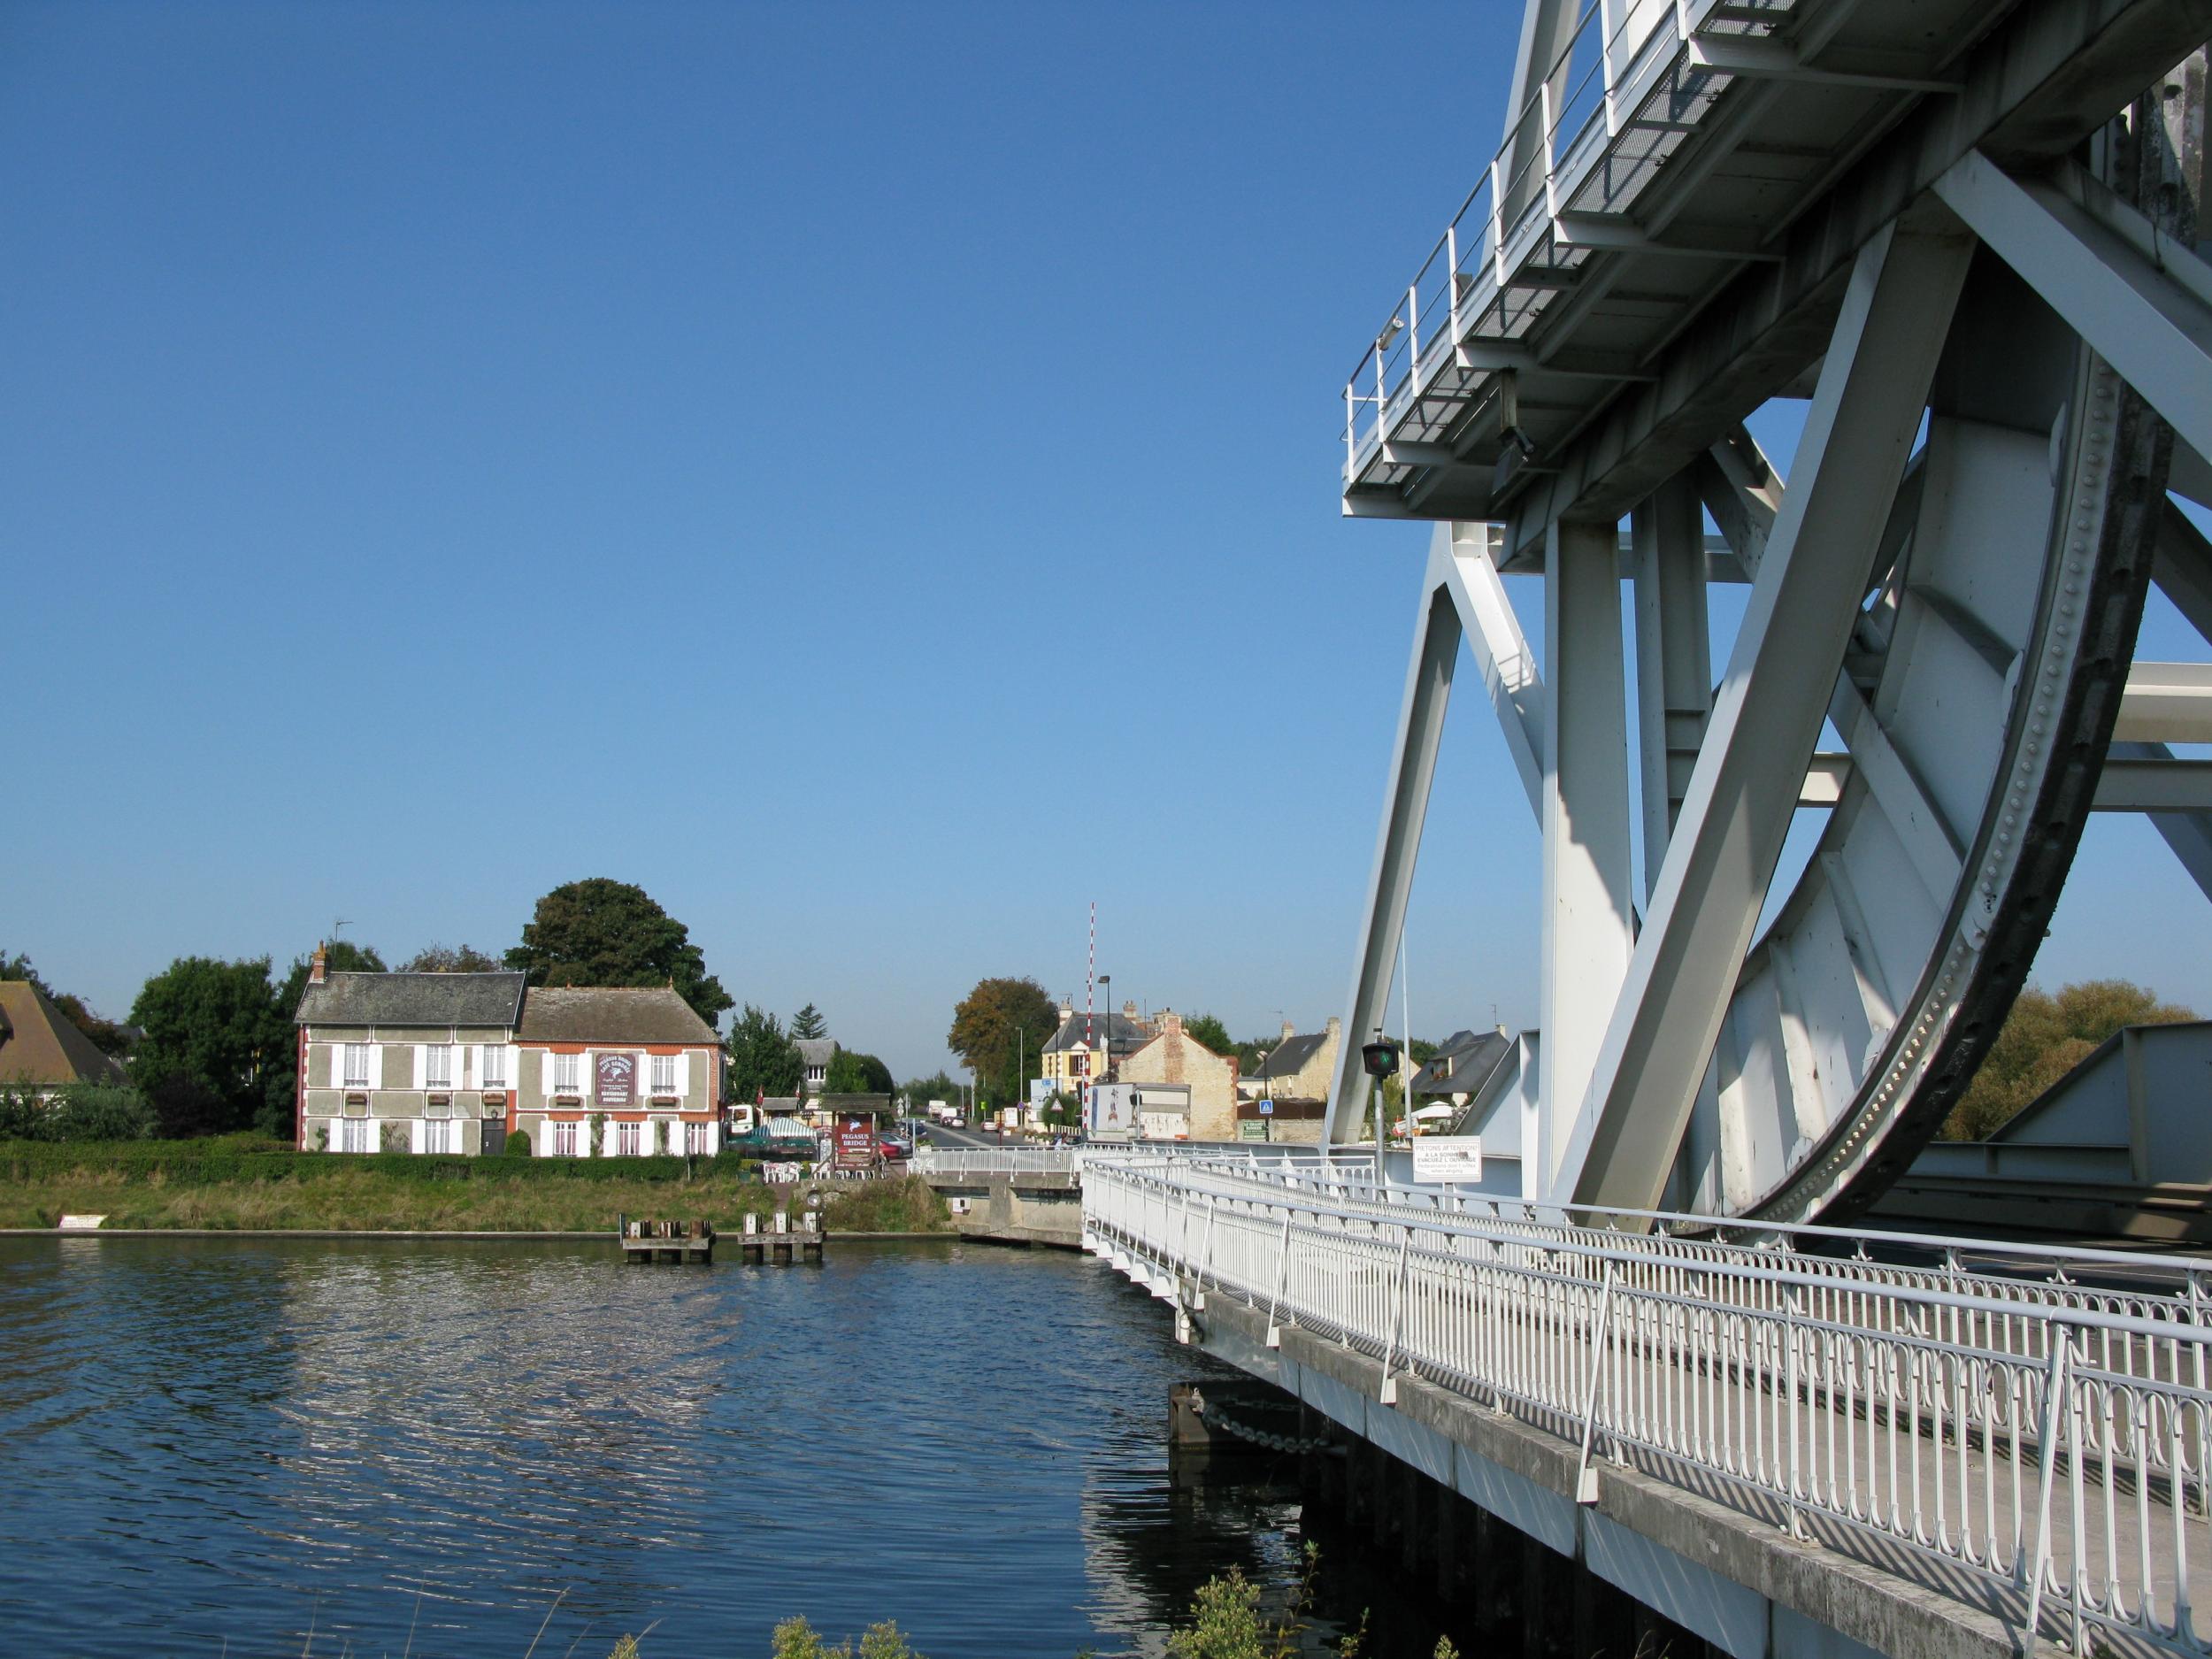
xmin=1085 ymin=1154 xmax=2212 ymax=1657
xmin=912 ymin=1147 xmax=1083 ymax=1179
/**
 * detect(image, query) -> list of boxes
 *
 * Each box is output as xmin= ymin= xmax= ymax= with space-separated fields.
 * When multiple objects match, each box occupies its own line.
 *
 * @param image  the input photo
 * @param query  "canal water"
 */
xmin=0 ymin=1237 xmax=1413 ymax=1658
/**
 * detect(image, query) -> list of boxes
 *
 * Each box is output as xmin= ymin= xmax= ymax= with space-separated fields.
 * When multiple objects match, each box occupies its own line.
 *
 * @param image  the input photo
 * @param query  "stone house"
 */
xmin=1112 ymin=1010 xmax=1239 ymax=1141
xmin=513 ymin=986 xmax=723 ymax=1156
xmin=1409 ymin=1029 xmax=1515 ymax=1112
xmin=294 ymin=957 xmax=526 ymax=1154
xmin=0 ymin=981 xmax=127 ymax=1101
xmin=1040 ymin=998 xmax=1153 ymax=1094
xmin=1239 ymin=1017 xmax=1342 ymax=1103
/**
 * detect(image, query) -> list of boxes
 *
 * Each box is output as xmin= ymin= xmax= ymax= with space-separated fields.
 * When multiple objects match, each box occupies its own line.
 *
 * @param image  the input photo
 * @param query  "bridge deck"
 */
xmin=1087 ymin=1154 xmax=2212 ymax=1657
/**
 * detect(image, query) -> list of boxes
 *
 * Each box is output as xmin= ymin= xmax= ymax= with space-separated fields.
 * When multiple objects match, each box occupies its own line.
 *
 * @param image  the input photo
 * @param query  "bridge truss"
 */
xmin=1323 ymin=0 xmax=2212 ymax=1226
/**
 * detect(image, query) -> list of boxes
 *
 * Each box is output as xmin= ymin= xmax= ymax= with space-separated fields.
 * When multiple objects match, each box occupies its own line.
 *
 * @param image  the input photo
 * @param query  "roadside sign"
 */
xmin=1258 ymin=1098 xmax=1273 ymax=1116
xmin=1411 ymin=1136 xmax=1482 ymax=1185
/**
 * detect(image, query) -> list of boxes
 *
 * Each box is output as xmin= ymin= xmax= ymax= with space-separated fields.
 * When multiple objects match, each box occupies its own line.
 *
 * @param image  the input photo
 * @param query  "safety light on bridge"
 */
xmin=1360 ymin=1036 xmax=1399 ymax=1079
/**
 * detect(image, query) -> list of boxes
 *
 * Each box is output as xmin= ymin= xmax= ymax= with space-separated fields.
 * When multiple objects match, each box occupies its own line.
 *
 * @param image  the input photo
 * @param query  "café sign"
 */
xmin=595 ymin=1052 xmax=637 ymax=1108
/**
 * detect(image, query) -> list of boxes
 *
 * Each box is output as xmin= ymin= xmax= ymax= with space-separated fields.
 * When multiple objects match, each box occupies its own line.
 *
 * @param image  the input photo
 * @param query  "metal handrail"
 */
xmin=1340 ymin=0 xmax=1784 ymax=474
xmin=1085 ymin=1155 xmax=2212 ymax=1656
xmin=912 ymin=1147 xmax=1084 ymax=1178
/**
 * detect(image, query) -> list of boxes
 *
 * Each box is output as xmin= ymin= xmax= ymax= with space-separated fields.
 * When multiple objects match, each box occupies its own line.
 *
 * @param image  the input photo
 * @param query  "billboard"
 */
xmin=595 ymin=1052 xmax=636 ymax=1107
xmin=1087 ymin=1082 xmax=1142 ymax=1141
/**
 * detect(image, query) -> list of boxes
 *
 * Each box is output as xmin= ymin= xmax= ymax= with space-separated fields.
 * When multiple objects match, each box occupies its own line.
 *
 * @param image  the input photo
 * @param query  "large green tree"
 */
xmin=948 ymin=976 xmax=1056 ymax=1107
xmin=506 ymin=878 xmax=733 ymax=1029
xmin=1944 ymin=979 xmax=2197 ymax=1140
xmin=1183 ymin=1013 xmax=1234 ymax=1057
xmin=900 ymin=1070 xmax=964 ymax=1110
xmin=726 ymin=1004 xmax=803 ymax=1103
xmin=824 ymin=1047 xmax=894 ymax=1094
xmin=790 ymin=1003 xmax=827 ymax=1041
xmin=129 ymin=956 xmax=292 ymax=1138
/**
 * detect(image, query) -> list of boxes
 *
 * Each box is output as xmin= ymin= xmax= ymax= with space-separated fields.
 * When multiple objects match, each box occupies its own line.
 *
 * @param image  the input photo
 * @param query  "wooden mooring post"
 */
xmin=737 ymin=1209 xmax=826 ymax=1263
xmin=618 ymin=1215 xmax=714 ymax=1264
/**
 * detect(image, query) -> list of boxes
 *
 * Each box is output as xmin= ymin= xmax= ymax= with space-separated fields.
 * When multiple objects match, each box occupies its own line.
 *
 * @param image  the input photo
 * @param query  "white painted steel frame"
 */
xmin=1087 ymin=1152 xmax=2212 ymax=1658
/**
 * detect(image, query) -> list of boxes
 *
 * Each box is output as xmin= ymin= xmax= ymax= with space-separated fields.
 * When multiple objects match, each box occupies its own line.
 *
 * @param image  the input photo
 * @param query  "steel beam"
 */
xmin=2115 ymin=661 xmax=2212 ymax=743
xmin=1323 ymin=557 xmax=1463 ymax=1148
xmin=1631 ymin=473 xmax=1712 ymax=896
xmin=1554 ymin=222 xmax=1974 ymax=1215
xmin=2094 ymin=751 xmax=2212 ymax=810
xmin=2154 ymin=495 xmax=2212 ymax=641
xmin=2109 ymin=740 xmax=2212 ymax=900
xmin=1934 ymin=150 xmax=2212 ymax=469
xmin=1536 ymin=517 xmax=1636 ymax=1196
xmin=1440 ymin=524 xmax=1547 ymax=818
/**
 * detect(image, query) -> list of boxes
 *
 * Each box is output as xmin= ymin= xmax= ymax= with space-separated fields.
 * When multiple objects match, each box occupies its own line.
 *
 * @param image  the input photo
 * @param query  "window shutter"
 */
xmin=676 ymin=1052 xmax=690 ymax=1097
xmin=370 ymin=1043 xmax=385 ymax=1090
xmin=412 ymin=1045 xmax=426 ymax=1091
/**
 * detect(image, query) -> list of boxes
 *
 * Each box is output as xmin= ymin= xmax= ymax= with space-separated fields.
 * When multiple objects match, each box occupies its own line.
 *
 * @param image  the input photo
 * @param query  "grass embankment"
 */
xmin=0 ymin=1138 xmax=953 ymax=1233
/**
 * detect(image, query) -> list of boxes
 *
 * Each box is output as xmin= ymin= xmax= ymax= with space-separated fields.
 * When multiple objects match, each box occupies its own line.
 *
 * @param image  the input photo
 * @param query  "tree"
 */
xmin=128 ymin=957 xmax=291 ymax=1138
xmin=506 ymin=878 xmax=733 ymax=1029
xmin=1184 ymin=1013 xmax=1234 ymax=1056
xmin=900 ymin=1070 xmax=964 ymax=1110
xmin=1 ymin=949 xmax=133 ymax=1056
xmin=726 ymin=1004 xmax=803 ymax=1103
xmin=790 ymin=1003 xmax=828 ymax=1041
xmin=1945 ymin=979 xmax=2197 ymax=1140
xmin=400 ymin=942 xmax=500 ymax=972
xmin=948 ymin=976 xmax=1056 ymax=1107
xmin=825 ymin=1048 xmax=894 ymax=1094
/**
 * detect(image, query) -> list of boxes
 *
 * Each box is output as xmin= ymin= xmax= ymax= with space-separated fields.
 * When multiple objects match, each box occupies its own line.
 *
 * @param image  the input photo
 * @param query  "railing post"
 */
xmin=1407 ymin=281 xmax=1420 ymax=372
xmin=2018 ymin=1328 xmax=2075 ymax=1655
xmin=1265 ymin=1212 xmax=1294 ymax=1348
xmin=1540 ymin=79 xmax=1561 ymax=224
xmin=1194 ymin=1194 xmax=1217 ymax=1310
xmin=1785 ymin=1284 xmax=1805 ymax=1540
xmin=1447 ymin=224 xmax=1462 ymax=345
xmin=1380 ymin=1227 xmax=1414 ymax=1405
xmin=1344 ymin=380 xmax=1356 ymax=474
xmin=1576 ymin=1257 xmax=1617 ymax=1504
xmin=1489 ymin=157 xmax=1508 ymax=287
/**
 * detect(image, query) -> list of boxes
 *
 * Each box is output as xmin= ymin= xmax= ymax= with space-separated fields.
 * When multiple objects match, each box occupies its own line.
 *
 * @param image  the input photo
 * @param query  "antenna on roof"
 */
xmin=333 ymin=918 xmax=351 ymax=939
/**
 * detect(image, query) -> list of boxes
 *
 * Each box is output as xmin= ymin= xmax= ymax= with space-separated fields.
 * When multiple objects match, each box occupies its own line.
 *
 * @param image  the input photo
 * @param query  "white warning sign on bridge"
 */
xmin=1410 ymin=1137 xmax=1481 ymax=1185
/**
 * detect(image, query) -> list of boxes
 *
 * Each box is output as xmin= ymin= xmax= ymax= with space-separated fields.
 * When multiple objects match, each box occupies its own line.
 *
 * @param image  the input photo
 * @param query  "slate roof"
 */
xmin=1250 ymin=1032 xmax=1329 ymax=1082
xmin=1410 ymin=1029 xmax=1514 ymax=1098
xmin=795 ymin=1038 xmax=837 ymax=1069
xmin=0 ymin=982 xmax=128 ymax=1088
xmin=517 ymin=986 xmax=720 ymax=1046
xmin=1041 ymin=1010 xmax=1151 ymax=1053
xmin=295 ymin=971 xmax=526 ymax=1029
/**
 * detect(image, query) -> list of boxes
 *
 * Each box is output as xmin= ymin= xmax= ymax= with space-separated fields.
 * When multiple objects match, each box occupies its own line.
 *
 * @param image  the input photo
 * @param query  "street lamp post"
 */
xmin=1097 ymin=974 xmax=1112 ymax=1082
xmin=1256 ymin=1048 xmax=1271 ymax=1144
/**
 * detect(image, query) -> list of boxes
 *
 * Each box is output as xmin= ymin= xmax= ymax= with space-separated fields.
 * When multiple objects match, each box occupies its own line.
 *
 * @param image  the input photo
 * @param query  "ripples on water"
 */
xmin=0 ymin=1239 xmax=1316 ymax=1658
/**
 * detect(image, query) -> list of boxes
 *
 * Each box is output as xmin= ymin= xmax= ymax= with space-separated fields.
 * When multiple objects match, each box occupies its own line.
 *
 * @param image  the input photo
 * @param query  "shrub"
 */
xmin=505 ymin=1129 xmax=533 ymax=1156
xmin=0 ymin=1084 xmax=155 ymax=1142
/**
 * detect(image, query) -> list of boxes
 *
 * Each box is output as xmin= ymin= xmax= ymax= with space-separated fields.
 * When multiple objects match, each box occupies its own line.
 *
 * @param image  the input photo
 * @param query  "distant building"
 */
xmin=294 ymin=956 xmax=526 ymax=1154
xmin=1409 ymin=1029 xmax=1515 ymax=1112
xmin=295 ymin=949 xmax=722 ymax=1156
xmin=0 ymin=981 xmax=127 ymax=1101
xmin=1240 ymin=1017 xmax=1341 ymax=1103
xmin=513 ymin=986 xmax=723 ymax=1156
xmin=1040 ymin=998 xmax=1153 ymax=1095
xmin=796 ymin=1038 xmax=836 ymax=1100
xmin=1113 ymin=1010 xmax=1239 ymax=1141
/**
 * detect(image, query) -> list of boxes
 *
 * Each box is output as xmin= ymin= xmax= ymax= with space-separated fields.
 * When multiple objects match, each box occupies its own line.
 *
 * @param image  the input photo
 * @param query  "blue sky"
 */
xmin=7 ymin=3 xmax=2208 ymax=1080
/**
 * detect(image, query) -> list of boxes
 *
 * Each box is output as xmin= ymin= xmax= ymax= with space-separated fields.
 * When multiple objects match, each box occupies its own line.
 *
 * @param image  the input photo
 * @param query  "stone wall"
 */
xmin=1115 ymin=1011 xmax=1240 ymax=1141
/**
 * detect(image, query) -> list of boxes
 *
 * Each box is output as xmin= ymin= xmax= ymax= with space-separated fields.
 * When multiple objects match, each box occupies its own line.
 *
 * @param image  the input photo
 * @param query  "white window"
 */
xmin=481 ymin=1045 xmax=507 ymax=1087
xmin=339 ymin=1118 xmax=373 ymax=1153
xmin=617 ymin=1121 xmax=641 ymax=1156
xmin=554 ymin=1053 xmax=580 ymax=1094
xmin=423 ymin=1119 xmax=457 ymax=1155
xmin=651 ymin=1054 xmax=677 ymax=1095
xmin=806 ymin=1064 xmax=825 ymax=1086
xmin=686 ymin=1121 xmax=711 ymax=1155
xmin=342 ymin=1044 xmax=372 ymax=1089
xmin=424 ymin=1045 xmax=454 ymax=1089
xmin=551 ymin=1121 xmax=578 ymax=1156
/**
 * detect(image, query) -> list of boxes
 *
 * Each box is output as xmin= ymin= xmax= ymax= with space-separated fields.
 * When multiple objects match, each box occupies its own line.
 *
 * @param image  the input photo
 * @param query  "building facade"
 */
xmin=513 ymin=986 xmax=722 ymax=1156
xmin=1113 ymin=1010 xmax=1239 ymax=1141
xmin=296 ymin=955 xmax=723 ymax=1156
xmin=1239 ymin=1017 xmax=1342 ymax=1103
xmin=1040 ymin=999 xmax=1154 ymax=1095
xmin=294 ymin=959 xmax=526 ymax=1154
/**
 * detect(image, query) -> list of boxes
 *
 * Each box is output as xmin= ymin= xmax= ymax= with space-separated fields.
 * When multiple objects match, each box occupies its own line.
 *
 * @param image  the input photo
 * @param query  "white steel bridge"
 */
xmin=1087 ymin=1150 xmax=2212 ymax=1658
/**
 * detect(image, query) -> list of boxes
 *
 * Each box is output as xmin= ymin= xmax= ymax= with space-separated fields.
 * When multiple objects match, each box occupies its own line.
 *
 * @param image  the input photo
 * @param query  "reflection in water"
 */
xmin=0 ymin=1237 xmax=1341 ymax=1657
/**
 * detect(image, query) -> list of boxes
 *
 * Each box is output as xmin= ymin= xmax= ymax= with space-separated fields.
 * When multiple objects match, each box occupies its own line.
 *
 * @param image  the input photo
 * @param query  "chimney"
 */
xmin=1325 ymin=1016 xmax=1341 ymax=1041
xmin=1280 ymin=1018 xmax=1296 ymax=1041
xmin=1122 ymin=999 xmax=1139 ymax=1022
xmin=1160 ymin=1010 xmax=1182 ymax=1035
xmin=309 ymin=943 xmax=328 ymax=986
xmin=1058 ymin=998 xmax=1073 ymax=1021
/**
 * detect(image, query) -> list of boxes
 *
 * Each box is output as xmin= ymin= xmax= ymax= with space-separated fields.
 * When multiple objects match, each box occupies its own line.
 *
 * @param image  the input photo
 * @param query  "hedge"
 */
xmin=0 ymin=1137 xmax=764 ymax=1187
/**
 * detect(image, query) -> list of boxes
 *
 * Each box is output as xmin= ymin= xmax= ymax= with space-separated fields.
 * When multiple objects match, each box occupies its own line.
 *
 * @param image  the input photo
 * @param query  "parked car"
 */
xmin=879 ymin=1138 xmax=910 ymax=1160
